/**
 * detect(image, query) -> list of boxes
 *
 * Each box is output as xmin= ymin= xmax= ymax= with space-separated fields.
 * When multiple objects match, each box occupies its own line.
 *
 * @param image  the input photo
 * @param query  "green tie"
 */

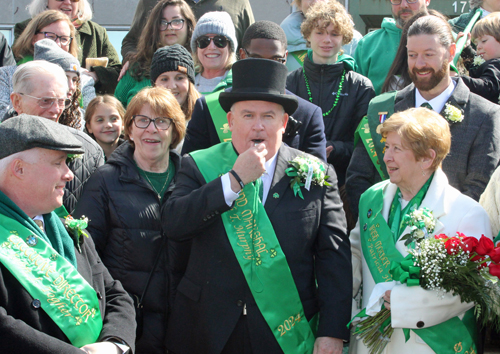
xmin=420 ymin=102 xmax=433 ymax=111
xmin=254 ymin=178 xmax=264 ymax=202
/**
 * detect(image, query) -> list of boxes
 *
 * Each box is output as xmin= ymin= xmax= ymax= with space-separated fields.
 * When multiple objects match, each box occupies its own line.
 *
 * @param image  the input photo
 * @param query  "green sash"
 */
xmin=291 ymin=50 xmax=308 ymax=68
xmin=354 ymin=92 xmax=397 ymax=180
xmin=206 ymin=91 xmax=232 ymax=143
xmin=190 ymin=142 xmax=316 ymax=354
xmin=0 ymin=213 xmax=103 ymax=347
xmin=358 ymin=183 xmax=477 ymax=353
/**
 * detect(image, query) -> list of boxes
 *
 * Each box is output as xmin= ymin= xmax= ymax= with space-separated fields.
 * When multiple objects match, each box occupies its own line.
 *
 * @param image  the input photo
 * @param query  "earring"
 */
xmin=130 ymin=137 xmax=134 ymax=141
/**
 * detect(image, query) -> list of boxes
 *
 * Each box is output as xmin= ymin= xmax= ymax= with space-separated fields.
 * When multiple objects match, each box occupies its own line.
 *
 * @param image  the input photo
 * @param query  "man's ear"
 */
xmin=227 ymin=110 xmax=234 ymax=131
xmin=281 ymin=113 xmax=289 ymax=133
xmin=10 ymin=92 xmax=23 ymax=114
xmin=12 ymin=159 xmax=26 ymax=179
xmin=239 ymin=48 xmax=246 ymax=59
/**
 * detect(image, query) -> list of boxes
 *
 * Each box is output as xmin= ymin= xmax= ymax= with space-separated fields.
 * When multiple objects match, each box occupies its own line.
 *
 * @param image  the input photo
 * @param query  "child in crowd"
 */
xmin=85 ymin=95 xmax=125 ymax=160
xmin=286 ymin=0 xmax=374 ymax=190
xmin=462 ymin=12 xmax=500 ymax=104
xmin=280 ymin=0 xmax=362 ymax=72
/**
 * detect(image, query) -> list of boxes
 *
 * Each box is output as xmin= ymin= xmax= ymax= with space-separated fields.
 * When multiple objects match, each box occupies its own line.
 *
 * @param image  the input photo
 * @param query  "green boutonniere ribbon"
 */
xmin=64 ymin=215 xmax=89 ymax=252
xmin=285 ymin=156 xmax=330 ymax=199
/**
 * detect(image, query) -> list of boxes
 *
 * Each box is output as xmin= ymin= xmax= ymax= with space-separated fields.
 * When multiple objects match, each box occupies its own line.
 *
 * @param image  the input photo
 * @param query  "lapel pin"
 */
xmin=273 ymin=193 xmax=279 ymax=199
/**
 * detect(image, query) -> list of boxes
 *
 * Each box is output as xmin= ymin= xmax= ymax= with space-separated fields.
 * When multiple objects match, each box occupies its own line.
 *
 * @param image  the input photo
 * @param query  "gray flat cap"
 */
xmin=0 ymin=114 xmax=84 ymax=159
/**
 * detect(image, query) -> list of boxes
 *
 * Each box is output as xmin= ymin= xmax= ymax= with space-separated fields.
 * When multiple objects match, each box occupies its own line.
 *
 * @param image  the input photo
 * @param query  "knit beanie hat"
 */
xmin=150 ymin=44 xmax=196 ymax=85
xmin=190 ymin=11 xmax=237 ymax=53
xmin=34 ymin=39 xmax=80 ymax=74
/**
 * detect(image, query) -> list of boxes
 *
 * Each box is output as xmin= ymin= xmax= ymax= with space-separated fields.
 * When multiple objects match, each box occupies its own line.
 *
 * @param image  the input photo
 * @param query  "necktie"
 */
xmin=33 ymin=219 xmax=44 ymax=232
xmin=420 ymin=102 xmax=433 ymax=111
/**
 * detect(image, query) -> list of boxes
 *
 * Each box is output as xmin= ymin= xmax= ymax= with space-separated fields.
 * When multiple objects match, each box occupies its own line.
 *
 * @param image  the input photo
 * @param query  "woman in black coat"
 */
xmin=74 ymin=87 xmax=186 ymax=353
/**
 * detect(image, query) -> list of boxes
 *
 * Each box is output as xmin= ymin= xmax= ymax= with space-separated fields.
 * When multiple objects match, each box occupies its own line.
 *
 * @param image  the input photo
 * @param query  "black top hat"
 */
xmin=219 ymin=58 xmax=298 ymax=115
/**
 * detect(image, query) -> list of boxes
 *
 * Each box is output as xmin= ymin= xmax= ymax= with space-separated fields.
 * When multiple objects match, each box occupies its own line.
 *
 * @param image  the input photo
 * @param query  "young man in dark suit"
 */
xmin=182 ymin=20 xmax=327 ymax=162
xmin=164 ymin=58 xmax=352 ymax=354
xmin=346 ymin=15 xmax=500 ymax=220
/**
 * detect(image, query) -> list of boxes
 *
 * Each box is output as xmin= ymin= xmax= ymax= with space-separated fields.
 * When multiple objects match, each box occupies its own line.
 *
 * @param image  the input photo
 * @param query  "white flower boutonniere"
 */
xmin=400 ymin=207 xmax=436 ymax=246
xmin=285 ymin=156 xmax=330 ymax=199
xmin=473 ymin=55 xmax=485 ymax=67
xmin=443 ymin=103 xmax=464 ymax=123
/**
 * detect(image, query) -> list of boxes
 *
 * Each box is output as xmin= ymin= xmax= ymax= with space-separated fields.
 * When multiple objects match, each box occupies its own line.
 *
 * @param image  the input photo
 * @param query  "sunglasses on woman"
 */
xmin=196 ymin=35 xmax=228 ymax=49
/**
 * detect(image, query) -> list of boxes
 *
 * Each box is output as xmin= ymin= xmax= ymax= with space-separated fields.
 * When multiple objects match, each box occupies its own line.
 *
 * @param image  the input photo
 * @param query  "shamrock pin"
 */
xmin=221 ymin=123 xmax=230 ymax=133
xmin=273 ymin=193 xmax=279 ymax=199
xmin=50 ymin=253 xmax=58 ymax=261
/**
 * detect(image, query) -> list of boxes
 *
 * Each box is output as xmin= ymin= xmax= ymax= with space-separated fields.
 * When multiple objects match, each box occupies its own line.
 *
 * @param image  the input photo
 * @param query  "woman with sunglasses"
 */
xmin=0 ymin=10 xmax=95 ymax=120
xmin=190 ymin=11 xmax=238 ymax=94
xmin=115 ymin=0 xmax=196 ymax=108
xmin=14 ymin=0 xmax=122 ymax=95
xmin=74 ymin=86 xmax=185 ymax=354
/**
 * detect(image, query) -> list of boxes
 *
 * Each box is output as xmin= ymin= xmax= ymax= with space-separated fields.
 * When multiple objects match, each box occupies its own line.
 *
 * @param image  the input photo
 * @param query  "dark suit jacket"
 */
xmin=181 ymin=90 xmax=327 ymax=161
xmin=0 ymin=230 xmax=136 ymax=354
xmin=346 ymin=77 xmax=500 ymax=219
xmin=164 ymin=144 xmax=352 ymax=354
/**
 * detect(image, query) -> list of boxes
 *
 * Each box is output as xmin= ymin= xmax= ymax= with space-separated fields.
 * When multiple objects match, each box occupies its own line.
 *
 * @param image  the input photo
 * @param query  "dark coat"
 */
xmin=462 ymin=58 xmax=500 ymax=104
xmin=286 ymin=55 xmax=375 ymax=186
xmin=164 ymin=144 xmax=352 ymax=354
xmin=74 ymin=142 xmax=181 ymax=354
xmin=345 ymin=77 xmax=500 ymax=219
xmin=14 ymin=19 xmax=121 ymax=94
xmin=65 ymin=128 xmax=105 ymax=214
xmin=0 ymin=222 xmax=136 ymax=354
xmin=181 ymin=89 xmax=327 ymax=161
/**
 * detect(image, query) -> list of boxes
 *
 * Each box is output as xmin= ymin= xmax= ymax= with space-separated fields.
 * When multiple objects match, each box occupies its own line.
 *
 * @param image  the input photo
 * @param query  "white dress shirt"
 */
xmin=222 ymin=152 xmax=279 ymax=206
xmin=415 ymin=80 xmax=456 ymax=113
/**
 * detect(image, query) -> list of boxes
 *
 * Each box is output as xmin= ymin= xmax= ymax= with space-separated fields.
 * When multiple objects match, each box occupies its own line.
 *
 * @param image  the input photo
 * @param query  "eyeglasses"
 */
xmin=133 ymin=115 xmax=173 ymax=130
xmin=242 ymin=49 xmax=286 ymax=64
xmin=159 ymin=18 xmax=185 ymax=31
xmin=19 ymin=93 xmax=71 ymax=109
xmin=36 ymin=31 xmax=73 ymax=46
xmin=196 ymin=35 xmax=228 ymax=49
xmin=389 ymin=0 xmax=419 ymax=4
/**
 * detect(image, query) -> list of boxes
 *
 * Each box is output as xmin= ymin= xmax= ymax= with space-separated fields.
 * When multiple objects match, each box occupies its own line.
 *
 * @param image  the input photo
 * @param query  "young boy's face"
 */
xmin=308 ymin=21 xmax=343 ymax=65
xmin=476 ymin=35 xmax=500 ymax=61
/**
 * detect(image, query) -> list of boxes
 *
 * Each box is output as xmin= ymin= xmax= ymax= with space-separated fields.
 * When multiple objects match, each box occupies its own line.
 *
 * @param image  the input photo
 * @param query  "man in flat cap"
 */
xmin=164 ymin=58 xmax=352 ymax=354
xmin=0 ymin=115 xmax=135 ymax=353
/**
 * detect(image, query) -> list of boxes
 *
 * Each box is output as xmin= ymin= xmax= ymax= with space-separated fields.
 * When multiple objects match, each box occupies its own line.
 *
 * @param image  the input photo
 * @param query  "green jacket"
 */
xmin=114 ymin=70 xmax=150 ymax=108
xmin=14 ymin=18 xmax=121 ymax=95
xmin=353 ymin=18 xmax=402 ymax=95
xmin=120 ymin=0 xmax=255 ymax=60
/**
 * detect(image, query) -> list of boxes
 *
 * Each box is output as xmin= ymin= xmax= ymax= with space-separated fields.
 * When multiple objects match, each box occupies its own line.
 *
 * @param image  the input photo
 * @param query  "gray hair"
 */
xmin=0 ymin=149 xmax=41 ymax=182
xmin=27 ymin=0 xmax=93 ymax=22
xmin=408 ymin=15 xmax=454 ymax=49
xmin=12 ymin=60 xmax=68 ymax=95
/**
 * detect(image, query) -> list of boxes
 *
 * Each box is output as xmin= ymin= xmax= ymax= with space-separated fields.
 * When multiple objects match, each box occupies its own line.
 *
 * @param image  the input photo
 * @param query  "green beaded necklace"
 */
xmin=303 ymin=69 xmax=346 ymax=117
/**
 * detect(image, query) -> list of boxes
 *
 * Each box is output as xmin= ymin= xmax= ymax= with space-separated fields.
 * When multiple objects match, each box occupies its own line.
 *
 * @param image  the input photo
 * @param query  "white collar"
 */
xmin=415 ymin=79 xmax=456 ymax=113
xmin=261 ymin=152 xmax=279 ymax=205
xmin=480 ymin=8 xmax=491 ymax=18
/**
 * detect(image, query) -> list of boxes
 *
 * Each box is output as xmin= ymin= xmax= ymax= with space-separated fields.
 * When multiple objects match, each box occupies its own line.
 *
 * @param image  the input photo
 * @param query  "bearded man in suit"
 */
xmin=163 ymin=58 xmax=352 ymax=354
xmin=346 ymin=15 xmax=500 ymax=221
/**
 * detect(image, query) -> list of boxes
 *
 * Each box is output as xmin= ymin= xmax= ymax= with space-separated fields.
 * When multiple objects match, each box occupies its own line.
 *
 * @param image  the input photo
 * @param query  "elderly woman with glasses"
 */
xmin=74 ymin=86 xmax=185 ymax=354
xmin=349 ymin=108 xmax=492 ymax=354
xmin=14 ymin=0 xmax=122 ymax=95
xmin=191 ymin=11 xmax=237 ymax=94
xmin=115 ymin=0 xmax=196 ymax=108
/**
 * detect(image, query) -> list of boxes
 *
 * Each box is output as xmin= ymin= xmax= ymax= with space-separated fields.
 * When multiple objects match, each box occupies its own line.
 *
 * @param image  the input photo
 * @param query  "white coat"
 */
xmin=350 ymin=168 xmax=492 ymax=354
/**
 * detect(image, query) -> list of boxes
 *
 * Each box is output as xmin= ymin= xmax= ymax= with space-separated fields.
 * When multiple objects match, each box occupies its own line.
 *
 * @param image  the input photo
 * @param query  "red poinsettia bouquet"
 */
xmin=352 ymin=233 xmax=500 ymax=354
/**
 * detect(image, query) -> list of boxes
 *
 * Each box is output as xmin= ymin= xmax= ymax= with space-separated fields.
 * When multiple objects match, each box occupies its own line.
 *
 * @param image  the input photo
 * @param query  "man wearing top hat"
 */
xmin=163 ymin=58 xmax=352 ymax=354
xmin=0 ymin=115 xmax=135 ymax=353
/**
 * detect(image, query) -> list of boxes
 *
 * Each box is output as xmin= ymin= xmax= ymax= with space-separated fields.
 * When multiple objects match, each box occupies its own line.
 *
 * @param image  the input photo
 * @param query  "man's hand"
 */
xmin=326 ymin=146 xmax=334 ymax=158
xmin=80 ymin=342 xmax=121 ymax=354
xmin=118 ymin=61 xmax=130 ymax=82
xmin=81 ymin=69 xmax=99 ymax=83
xmin=383 ymin=290 xmax=391 ymax=310
xmin=229 ymin=143 xmax=267 ymax=192
xmin=313 ymin=337 xmax=343 ymax=354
